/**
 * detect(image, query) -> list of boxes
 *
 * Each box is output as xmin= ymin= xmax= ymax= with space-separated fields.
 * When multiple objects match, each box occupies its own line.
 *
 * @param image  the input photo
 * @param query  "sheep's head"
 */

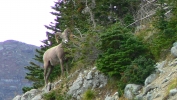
xmin=55 ymin=28 xmax=72 ymax=44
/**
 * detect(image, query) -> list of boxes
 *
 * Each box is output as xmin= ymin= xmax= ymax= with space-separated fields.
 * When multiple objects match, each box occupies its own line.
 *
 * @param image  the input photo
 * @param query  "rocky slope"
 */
xmin=0 ymin=40 xmax=39 ymax=100
xmin=123 ymin=42 xmax=177 ymax=100
xmin=13 ymin=67 xmax=118 ymax=100
xmin=12 ymin=42 xmax=177 ymax=100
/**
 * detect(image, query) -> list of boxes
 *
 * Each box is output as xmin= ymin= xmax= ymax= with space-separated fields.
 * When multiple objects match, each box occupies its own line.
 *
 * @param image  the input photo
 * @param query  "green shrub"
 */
xmin=82 ymin=89 xmax=96 ymax=100
xmin=96 ymin=23 xmax=153 ymax=78
xmin=117 ymin=56 xmax=155 ymax=96
xmin=120 ymin=56 xmax=155 ymax=84
xmin=149 ymin=0 xmax=177 ymax=60
xmin=96 ymin=23 xmax=156 ymax=96
xmin=22 ymin=87 xmax=33 ymax=93
xmin=43 ymin=91 xmax=56 ymax=100
xmin=43 ymin=90 xmax=71 ymax=100
xmin=148 ymin=33 xmax=176 ymax=60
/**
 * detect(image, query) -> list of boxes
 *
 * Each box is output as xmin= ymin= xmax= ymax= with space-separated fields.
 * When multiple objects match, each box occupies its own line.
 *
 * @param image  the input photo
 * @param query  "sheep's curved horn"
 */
xmin=64 ymin=28 xmax=74 ymax=38
xmin=55 ymin=32 xmax=62 ymax=43
xmin=63 ymin=28 xmax=70 ymax=35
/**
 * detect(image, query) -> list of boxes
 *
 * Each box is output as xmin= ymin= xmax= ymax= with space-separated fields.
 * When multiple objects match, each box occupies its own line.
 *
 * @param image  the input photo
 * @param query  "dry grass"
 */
xmin=135 ymin=22 xmax=156 ymax=41
xmin=94 ymin=77 xmax=118 ymax=100
xmin=119 ymin=96 xmax=128 ymax=100
xmin=163 ymin=78 xmax=177 ymax=99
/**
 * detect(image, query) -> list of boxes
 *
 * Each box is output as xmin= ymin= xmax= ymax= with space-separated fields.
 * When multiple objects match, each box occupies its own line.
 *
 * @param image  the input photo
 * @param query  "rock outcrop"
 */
xmin=67 ymin=67 xmax=107 ymax=99
xmin=12 ymin=67 xmax=117 ymax=100
xmin=171 ymin=42 xmax=177 ymax=57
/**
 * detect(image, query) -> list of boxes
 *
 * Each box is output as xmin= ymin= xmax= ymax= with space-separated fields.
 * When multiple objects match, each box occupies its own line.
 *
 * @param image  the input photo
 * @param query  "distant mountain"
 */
xmin=0 ymin=40 xmax=40 ymax=100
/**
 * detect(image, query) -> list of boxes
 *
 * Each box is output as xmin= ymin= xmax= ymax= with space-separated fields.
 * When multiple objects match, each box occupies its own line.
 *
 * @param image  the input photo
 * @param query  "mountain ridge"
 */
xmin=0 ymin=40 xmax=40 ymax=100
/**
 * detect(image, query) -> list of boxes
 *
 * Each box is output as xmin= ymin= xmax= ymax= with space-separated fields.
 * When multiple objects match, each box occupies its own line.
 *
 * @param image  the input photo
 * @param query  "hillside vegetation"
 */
xmin=17 ymin=0 xmax=177 ymax=100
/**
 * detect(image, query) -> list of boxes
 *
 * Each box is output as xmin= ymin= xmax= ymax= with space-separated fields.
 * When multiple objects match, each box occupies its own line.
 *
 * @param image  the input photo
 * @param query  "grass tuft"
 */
xmin=82 ymin=89 xmax=96 ymax=100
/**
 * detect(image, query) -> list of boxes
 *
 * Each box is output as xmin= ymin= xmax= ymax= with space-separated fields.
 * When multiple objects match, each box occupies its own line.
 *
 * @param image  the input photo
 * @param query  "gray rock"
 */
xmin=31 ymin=94 xmax=42 ymax=100
xmin=154 ymin=93 xmax=161 ymax=98
xmin=169 ymin=58 xmax=177 ymax=66
xmin=124 ymin=84 xmax=142 ymax=99
xmin=105 ymin=92 xmax=119 ymax=100
xmin=125 ymin=89 xmax=133 ymax=99
xmin=173 ymin=42 xmax=177 ymax=47
xmin=67 ymin=73 xmax=83 ymax=96
xmin=105 ymin=96 xmax=112 ymax=100
xmin=42 ymin=82 xmax=54 ymax=93
xmin=135 ymin=93 xmax=143 ymax=100
xmin=143 ymin=84 xmax=157 ymax=95
xmin=155 ymin=61 xmax=166 ymax=73
xmin=145 ymin=74 xmax=158 ymax=86
xmin=171 ymin=46 xmax=177 ymax=57
xmin=67 ymin=69 xmax=108 ymax=99
xmin=156 ymin=61 xmax=166 ymax=69
xmin=21 ymin=89 xmax=40 ymax=100
xmin=92 ymin=66 xmax=97 ymax=70
xmin=156 ymin=68 xmax=164 ymax=74
xmin=168 ymin=71 xmax=176 ymax=77
xmin=146 ymin=92 xmax=153 ymax=100
xmin=96 ymin=73 xmax=107 ymax=88
xmin=83 ymin=79 xmax=93 ymax=89
xmin=86 ymin=71 xmax=93 ymax=79
xmin=162 ymin=77 xmax=170 ymax=84
xmin=169 ymin=88 xmax=177 ymax=96
xmin=12 ymin=95 xmax=21 ymax=100
xmin=77 ymin=95 xmax=81 ymax=100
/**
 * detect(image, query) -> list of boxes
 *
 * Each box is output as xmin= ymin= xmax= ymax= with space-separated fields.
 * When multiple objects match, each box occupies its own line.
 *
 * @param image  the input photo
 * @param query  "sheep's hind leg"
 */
xmin=46 ymin=66 xmax=53 ymax=84
xmin=44 ymin=66 xmax=48 ymax=85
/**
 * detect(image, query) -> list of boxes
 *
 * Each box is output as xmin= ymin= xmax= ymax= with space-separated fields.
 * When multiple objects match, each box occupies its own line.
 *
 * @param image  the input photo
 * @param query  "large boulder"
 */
xmin=124 ymin=84 xmax=142 ymax=99
xmin=21 ymin=89 xmax=40 ymax=100
xmin=171 ymin=42 xmax=177 ymax=57
xmin=67 ymin=67 xmax=108 ymax=99
xmin=144 ymin=74 xmax=158 ymax=86
xmin=169 ymin=88 xmax=177 ymax=96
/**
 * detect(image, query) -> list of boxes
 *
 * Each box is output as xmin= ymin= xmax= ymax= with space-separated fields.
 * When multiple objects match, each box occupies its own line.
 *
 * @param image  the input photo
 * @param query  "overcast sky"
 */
xmin=0 ymin=0 xmax=56 ymax=46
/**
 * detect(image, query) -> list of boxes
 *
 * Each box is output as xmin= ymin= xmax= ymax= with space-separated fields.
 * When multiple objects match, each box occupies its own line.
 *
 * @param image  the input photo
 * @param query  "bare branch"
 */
xmin=75 ymin=28 xmax=83 ymax=38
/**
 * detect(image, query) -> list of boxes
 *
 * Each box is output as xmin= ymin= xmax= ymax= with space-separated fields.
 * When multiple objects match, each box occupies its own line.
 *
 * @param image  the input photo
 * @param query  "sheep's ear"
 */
xmin=55 ymin=32 xmax=62 ymax=43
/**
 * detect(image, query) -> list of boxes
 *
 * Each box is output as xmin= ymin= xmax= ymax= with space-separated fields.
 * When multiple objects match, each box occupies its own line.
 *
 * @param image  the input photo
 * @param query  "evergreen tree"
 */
xmin=96 ymin=22 xmax=153 ymax=77
xmin=94 ymin=0 xmax=140 ymax=26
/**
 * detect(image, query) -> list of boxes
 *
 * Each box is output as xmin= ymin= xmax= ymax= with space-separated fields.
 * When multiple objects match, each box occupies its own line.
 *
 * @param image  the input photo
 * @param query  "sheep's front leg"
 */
xmin=44 ymin=64 xmax=48 ymax=85
xmin=44 ymin=68 xmax=47 ymax=85
xmin=46 ymin=66 xmax=53 ymax=84
xmin=59 ymin=58 xmax=64 ymax=76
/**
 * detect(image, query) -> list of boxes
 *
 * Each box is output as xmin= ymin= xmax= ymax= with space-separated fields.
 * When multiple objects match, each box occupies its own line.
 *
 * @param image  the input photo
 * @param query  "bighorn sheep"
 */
xmin=43 ymin=28 xmax=71 ymax=84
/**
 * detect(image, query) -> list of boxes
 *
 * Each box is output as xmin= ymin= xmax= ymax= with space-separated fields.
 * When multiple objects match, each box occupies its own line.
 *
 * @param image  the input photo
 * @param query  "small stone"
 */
xmin=162 ymin=77 xmax=170 ymax=84
xmin=86 ymin=71 xmax=93 ymax=80
xmin=169 ymin=88 xmax=177 ymax=96
xmin=154 ymin=93 xmax=161 ymax=98
xmin=168 ymin=71 xmax=176 ymax=77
